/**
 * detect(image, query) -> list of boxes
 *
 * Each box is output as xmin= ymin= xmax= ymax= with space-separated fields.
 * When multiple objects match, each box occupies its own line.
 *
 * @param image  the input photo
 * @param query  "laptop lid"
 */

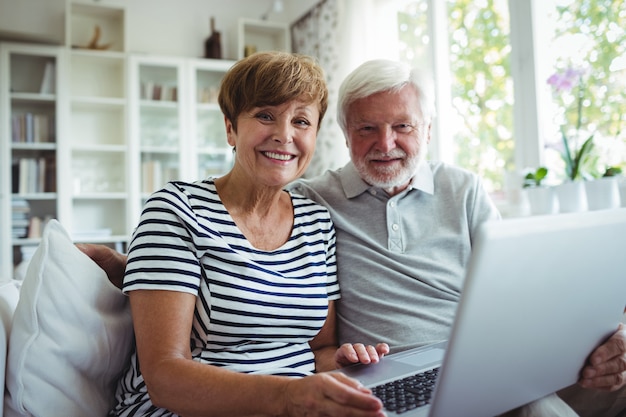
xmin=337 ymin=208 xmax=626 ymax=417
xmin=429 ymin=208 xmax=626 ymax=417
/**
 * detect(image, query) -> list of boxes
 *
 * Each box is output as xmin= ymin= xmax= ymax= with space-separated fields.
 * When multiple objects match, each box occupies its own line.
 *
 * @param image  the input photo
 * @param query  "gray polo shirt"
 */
xmin=290 ymin=160 xmax=500 ymax=353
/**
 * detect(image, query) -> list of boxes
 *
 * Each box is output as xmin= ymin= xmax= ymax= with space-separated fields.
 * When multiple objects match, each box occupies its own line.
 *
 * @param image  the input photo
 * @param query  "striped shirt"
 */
xmin=111 ymin=179 xmax=339 ymax=417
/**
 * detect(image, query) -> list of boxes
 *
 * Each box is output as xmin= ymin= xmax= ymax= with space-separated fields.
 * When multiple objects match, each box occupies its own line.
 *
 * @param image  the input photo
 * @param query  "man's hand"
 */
xmin=76 ymin=243 xmax=128 ymax=290
xmin=579 ymin=323 xmax=626 ymax=392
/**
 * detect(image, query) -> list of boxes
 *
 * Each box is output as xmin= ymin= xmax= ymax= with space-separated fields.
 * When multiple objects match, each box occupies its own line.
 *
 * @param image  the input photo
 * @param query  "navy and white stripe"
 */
xmin=111 ymin=179 xmax=339 ymax=416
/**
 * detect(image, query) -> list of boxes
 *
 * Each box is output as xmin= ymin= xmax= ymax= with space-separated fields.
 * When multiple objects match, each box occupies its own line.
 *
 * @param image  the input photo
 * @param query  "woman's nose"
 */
xmin=273 ymin=119 xmax=294 ymax=144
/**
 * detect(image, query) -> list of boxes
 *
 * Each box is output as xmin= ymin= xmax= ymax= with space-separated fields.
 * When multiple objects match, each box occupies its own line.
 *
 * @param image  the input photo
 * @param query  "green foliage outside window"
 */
xmin=547 ymin=0 xmax=626 ymax=178
xmin=398 ymin=0 xmax=513 ymax=192
xmin=398 ymin=0 xmax=625 ymax=192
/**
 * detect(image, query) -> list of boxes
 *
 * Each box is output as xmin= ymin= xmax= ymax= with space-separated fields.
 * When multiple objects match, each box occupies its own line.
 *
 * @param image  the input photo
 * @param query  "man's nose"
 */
xmin=375 ymin=126 xmax=396 ymax=152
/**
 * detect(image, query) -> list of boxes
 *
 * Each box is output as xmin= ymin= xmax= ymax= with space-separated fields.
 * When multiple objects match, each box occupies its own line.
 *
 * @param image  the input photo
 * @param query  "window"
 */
xmin=542 ymin=0 xmax=626 ymax=182
xmin=397 ymin=0 xmax=626 ymax=198
xmin=398 ymin=0 xmax=513 ymax=194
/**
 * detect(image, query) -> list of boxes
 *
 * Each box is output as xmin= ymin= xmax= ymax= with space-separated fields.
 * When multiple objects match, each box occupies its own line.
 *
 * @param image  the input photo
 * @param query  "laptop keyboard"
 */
xmin=371 ymin=367 xmax=440 ymax=414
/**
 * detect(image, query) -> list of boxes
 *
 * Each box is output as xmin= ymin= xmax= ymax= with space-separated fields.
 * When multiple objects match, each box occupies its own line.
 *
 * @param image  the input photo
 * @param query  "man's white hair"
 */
xmin=336 ymin=59 xmax=436 ymax=136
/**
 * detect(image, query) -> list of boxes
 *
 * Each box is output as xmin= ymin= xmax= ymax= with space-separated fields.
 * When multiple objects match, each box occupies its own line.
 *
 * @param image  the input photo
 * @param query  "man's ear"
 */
xmin=426 ymin=122 xmax=432 ymax=144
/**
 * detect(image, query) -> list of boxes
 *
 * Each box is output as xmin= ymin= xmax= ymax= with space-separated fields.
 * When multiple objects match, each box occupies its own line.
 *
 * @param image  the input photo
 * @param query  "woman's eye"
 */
xmin=294 ymin=119 xmax=311 ymax=127
xmin=256 ymin=112 xmax=272 ymax=121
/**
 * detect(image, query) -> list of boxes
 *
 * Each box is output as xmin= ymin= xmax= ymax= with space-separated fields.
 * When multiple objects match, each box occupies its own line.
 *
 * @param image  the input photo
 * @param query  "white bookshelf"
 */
xmin=65 ymin=48 xmax=131 ymax=243
xmin=0 ymin=42 xmax=64 ymax=281
xmin=188 ymin=58 xmax=235 ymax=180
xmin=0 ymin=2 xmax=237 ymax=282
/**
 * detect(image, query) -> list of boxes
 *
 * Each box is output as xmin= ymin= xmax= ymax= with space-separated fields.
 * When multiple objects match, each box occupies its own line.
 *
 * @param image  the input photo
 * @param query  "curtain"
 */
xmin=291 ymin=0 xmax=401 ymax=178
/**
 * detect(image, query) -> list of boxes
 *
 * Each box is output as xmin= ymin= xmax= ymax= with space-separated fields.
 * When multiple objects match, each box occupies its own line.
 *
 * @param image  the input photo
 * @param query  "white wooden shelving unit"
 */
xmin=0 ymin=2 xmax=237 ymax=281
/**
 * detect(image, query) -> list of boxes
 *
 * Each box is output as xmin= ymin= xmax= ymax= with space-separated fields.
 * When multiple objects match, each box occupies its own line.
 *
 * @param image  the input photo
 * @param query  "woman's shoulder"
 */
xmin=288 ymin=191 xmax=334 ymax=227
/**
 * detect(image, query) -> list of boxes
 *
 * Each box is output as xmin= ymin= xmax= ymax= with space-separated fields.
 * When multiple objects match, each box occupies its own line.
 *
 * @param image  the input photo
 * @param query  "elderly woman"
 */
xmin=108 ymin=51 xmax=389 ymax=417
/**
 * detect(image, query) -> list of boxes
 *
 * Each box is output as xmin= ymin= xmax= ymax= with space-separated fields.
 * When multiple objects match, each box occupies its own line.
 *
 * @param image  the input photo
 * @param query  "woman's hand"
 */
xmin=335 ymin=343 xmax=390 ymax=369
xmin=284 ymin=372 xmax=386 ymax=417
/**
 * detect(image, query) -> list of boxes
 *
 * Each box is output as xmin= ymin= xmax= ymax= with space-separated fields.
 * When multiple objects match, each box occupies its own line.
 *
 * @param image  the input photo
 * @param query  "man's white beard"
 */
xmin=354 ymin=146 xmax=426 ymax=190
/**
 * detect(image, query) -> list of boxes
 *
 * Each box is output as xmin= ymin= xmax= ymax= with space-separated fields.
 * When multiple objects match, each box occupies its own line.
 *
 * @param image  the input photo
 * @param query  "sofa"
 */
xmin=0 ymin=220 xmax=134 ymax=417
xmin=1 ymin=220 xmax=625 ymax=416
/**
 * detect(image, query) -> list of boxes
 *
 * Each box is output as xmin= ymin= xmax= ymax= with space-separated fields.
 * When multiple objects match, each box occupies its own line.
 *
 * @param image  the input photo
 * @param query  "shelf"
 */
xmin=10 ymin=193 xmax=57 ymax=200
xmin=2 ymin=42 xmax=234 ymax=280
xmin=11 ymin=143 xmax=57 ymax=151
xmin=67 ymin=2 xmax=126 ymax=52
xmin=237 ymin=18 xmax=290 ymax=59
xmin=11 ymin=93 xmax=56 ymax=102
xmin=69 ymin=51 xmax=126 ymax=99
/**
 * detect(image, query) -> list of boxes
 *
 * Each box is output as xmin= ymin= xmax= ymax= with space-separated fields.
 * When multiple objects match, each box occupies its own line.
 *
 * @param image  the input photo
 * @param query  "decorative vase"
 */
xmin=554 ymin=181 xmax=588 ymax=213
xmin=584 ymin=177 xmax=621 ymax=211
xmin=524 ymin=186 xmax=558 ymax=216
xmin=204 ymin=17 xmax=222 ymax=59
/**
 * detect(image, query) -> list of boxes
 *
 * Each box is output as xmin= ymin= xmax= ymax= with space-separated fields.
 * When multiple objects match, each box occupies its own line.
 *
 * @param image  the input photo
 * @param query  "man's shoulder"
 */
xmin=429 ymin=161 xmax=483 ymax=188
xmin=429 ymin=160 xmax=479 ymax=178
xmin=290 ymin=168 xmax=345 ymax=199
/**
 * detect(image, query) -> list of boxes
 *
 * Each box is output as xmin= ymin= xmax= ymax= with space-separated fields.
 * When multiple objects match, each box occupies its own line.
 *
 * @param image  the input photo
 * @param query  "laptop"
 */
xmin=339 ymin=208 xmax=626 ymax=417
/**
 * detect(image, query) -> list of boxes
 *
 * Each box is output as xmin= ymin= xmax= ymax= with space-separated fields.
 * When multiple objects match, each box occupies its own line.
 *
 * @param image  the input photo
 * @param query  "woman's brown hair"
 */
xmin=218 ymin=51 xmax=328 ymax=132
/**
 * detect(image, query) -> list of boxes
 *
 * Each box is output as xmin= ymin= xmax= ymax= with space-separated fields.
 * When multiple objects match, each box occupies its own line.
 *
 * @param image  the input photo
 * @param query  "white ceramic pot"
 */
xmin=584 ymin=177 xmax=621 ymax=211
xmin=524 ymin=186 xmax=558 ymax=215
xmin=554 ymin=181 xmax=588 ymax=213
xmin=618 ymin=177 xmax=626 ymax=208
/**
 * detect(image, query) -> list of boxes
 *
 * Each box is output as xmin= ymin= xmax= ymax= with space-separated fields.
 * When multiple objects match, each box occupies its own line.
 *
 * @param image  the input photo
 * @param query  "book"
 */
xmin=40 ymin=61 xmax=56 ymax=94
xmin=142 ymin=160 xmax=162 ymax=193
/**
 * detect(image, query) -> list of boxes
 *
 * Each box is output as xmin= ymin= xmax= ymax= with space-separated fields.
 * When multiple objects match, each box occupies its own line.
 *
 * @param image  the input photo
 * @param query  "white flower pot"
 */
xmin=618 ymin=177 xmax=626 ymax=208
xmin=584 ymin=177 xmax=621 ymax=211
xmin=555 ymin=181 xmax=588 ymax=213
xmin=524 ymin=187 xmax=558 ymax=215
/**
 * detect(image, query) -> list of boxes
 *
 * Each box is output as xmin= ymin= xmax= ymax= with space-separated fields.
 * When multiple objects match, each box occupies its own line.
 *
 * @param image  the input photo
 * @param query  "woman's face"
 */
xmin=225 ymin=99 xmax=319 ymax=188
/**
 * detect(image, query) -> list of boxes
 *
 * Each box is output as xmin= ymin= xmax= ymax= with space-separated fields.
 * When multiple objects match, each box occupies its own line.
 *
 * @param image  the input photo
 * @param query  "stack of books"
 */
xmin=11 ymin=197 xmax=30 ymax=239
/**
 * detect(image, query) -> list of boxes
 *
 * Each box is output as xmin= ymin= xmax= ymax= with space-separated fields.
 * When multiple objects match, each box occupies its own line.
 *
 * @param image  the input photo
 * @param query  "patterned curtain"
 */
xmin=291 ymin=0 xmax=349 ymax=178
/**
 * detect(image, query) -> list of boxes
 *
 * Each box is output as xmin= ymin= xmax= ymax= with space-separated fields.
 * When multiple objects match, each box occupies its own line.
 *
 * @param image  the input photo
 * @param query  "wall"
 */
xmin=0 ymin=0 xmax=319 ymax=59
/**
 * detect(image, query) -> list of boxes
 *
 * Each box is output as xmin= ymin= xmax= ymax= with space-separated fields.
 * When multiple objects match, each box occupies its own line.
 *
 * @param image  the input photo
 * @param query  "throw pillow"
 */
xmin=5 ymin=219 xmax=133 ymax=417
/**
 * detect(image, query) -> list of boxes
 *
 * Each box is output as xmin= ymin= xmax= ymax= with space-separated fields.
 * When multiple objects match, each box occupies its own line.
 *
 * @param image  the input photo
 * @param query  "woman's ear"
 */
xmin=225 ymin=116 xmax=236 ymax=147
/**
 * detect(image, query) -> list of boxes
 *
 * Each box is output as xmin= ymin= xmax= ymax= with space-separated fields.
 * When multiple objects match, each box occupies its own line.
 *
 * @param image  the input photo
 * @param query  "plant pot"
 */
xmin=554 ymin=181 xmax=588 ymax=213
xmin=618 ymin=177 xmax=626 ymax=208
xmin=523 ymin=186 xmax=558 ymax=215
xmin=584 ymin=177 xmax=621 ymax=211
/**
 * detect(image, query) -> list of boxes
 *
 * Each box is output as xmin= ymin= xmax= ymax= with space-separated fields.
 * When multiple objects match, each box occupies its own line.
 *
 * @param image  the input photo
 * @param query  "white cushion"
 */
xmin=5 ymin=220 xmax=133 ymax=417
xmin=0 ymin=281 xmax=20 ymax=417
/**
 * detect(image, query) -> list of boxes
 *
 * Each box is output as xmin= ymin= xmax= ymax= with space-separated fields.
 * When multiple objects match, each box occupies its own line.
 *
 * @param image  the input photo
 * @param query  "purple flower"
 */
xmin=547 ymin=67 xmax=585 ymax=93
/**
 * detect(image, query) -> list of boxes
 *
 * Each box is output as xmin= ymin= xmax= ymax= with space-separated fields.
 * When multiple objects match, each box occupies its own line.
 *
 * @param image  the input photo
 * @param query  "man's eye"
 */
xmin=395 ymin=124 xmax=413 ymax=132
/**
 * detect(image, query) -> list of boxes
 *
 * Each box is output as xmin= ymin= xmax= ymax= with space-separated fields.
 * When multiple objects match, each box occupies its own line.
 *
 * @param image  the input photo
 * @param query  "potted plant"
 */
xmin=585 ymin=165 xmax=623 ymax=210
xmin=546 ymin=66 xmax=595 ymax=212
xmin=522 ymin=167 xmax=558 ymax=215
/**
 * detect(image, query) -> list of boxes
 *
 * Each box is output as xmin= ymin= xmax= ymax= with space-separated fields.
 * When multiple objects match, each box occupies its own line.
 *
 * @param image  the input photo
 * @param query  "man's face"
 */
xmin=345 ymin=84 xmax=431 ymax=195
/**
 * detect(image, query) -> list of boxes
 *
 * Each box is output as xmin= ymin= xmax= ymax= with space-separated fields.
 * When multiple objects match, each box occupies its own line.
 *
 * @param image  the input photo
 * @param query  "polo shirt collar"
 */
xmin=339 ymin=161 xmax=435 ymax=199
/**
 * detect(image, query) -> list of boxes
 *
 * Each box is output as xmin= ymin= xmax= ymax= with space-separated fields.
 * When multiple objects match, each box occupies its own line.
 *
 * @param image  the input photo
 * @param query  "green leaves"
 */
xmin=523 ymin=166 xmax=548 ymax=188
xmin=561 ymin=128 xmax=595 ymax=181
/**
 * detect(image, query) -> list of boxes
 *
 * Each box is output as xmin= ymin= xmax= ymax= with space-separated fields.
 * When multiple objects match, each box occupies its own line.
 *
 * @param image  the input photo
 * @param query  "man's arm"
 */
xmin=76 ymin=243 xmax=127 ymax=290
